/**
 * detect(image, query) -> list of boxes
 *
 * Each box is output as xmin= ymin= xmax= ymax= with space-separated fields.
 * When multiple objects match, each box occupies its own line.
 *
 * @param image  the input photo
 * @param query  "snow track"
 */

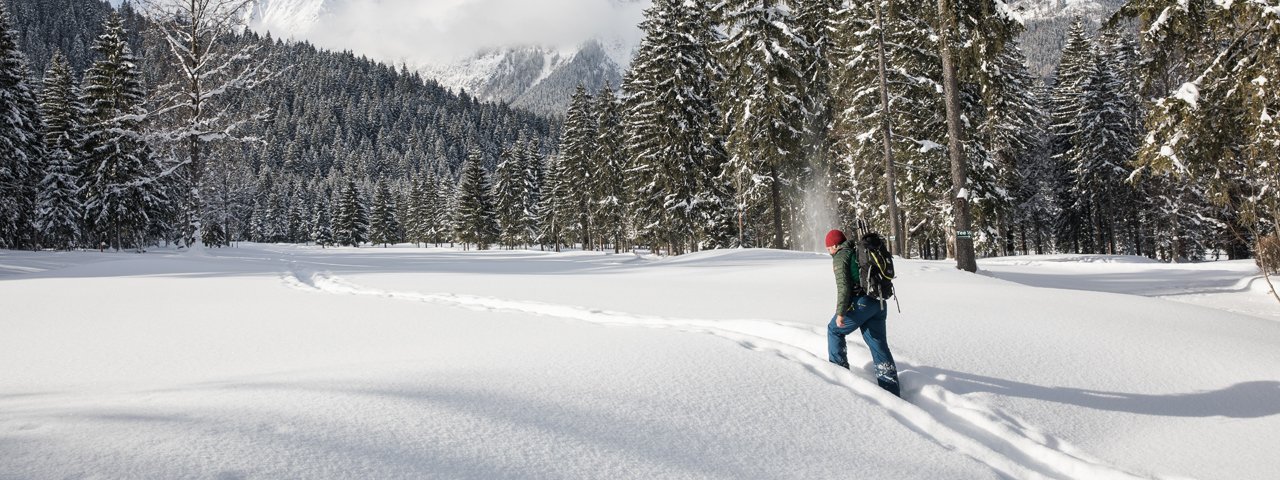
xmin=284 ymin=269 xmax=1147 ymax=480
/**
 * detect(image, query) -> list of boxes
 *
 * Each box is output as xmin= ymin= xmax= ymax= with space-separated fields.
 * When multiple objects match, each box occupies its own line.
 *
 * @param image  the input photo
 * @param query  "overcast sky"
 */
xmin=246 ymin=0 xmax=650 ymax=66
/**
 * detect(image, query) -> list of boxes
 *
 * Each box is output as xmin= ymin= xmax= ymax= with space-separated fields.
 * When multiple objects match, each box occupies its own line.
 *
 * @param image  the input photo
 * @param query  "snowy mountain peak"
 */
xmin=243 ymin=0 xmax=331 ymax=37
xmin=243 ymin=0 xmax=643 ymax=116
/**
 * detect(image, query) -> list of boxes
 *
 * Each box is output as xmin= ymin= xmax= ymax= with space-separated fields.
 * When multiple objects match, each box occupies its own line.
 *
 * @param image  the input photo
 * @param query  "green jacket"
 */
xmin=832 ymin=239 xmax=861 ymax=314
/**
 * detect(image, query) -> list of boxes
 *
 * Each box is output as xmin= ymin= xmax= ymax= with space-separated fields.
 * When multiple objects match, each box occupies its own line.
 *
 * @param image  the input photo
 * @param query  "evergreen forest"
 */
xmin=1 ymin=0 xmax=1277 ymax=267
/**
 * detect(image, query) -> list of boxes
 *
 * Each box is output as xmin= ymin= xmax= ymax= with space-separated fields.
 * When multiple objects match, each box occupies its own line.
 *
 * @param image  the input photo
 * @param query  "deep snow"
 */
xmin=1 ymin=244 xmax=1277 ymax=479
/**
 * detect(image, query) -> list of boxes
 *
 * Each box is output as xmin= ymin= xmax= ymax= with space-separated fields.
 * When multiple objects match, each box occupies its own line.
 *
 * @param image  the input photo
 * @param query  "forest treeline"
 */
xmin=1 ymin=0 xmax=1276 ymax=265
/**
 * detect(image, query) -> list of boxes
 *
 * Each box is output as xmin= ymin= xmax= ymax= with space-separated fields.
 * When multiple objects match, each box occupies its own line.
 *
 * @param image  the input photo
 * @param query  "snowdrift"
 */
xmin=1 ymin=245 xmax=1277 ymax=479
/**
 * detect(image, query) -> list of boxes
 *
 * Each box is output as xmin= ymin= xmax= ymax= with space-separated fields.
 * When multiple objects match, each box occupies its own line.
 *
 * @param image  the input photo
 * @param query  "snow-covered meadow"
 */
xmin=1 ymin=245 xmax=1277 ymax=479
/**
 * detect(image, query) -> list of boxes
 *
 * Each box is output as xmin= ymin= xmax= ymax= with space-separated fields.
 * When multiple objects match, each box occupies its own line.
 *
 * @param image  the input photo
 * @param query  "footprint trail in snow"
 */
xmin=283 ymin=269 xmax=1147 ymax=480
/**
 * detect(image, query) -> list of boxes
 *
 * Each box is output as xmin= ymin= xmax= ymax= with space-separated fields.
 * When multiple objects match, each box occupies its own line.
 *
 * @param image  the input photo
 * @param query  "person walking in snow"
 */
xmin=825 ymin=229 xmax=901 ymax=397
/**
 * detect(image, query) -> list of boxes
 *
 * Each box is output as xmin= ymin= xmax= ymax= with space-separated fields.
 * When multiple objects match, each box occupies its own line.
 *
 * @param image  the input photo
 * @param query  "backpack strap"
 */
xmin=869 ymin=250 xmax=893 ymax=280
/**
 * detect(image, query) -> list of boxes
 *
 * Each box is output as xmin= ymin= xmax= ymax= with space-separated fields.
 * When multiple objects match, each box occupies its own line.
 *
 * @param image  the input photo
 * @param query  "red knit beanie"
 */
xmin=825 ymin=229 xmax=847 ymax=248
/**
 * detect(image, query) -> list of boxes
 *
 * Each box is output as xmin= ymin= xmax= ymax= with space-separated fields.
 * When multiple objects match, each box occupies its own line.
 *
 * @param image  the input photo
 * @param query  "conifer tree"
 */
xmin=404 ymin=177 xmax=427 ymax=247
xmin=311 ymin=196 xmax=334 ymax=248
xmin=1012 ymin=83 xmax=1058 ymax=255
xmin=334 ymin=178 xmax=368 ymax=247
xmin=934 ymin=0 xmax=1021 ymax=270
xmin=440 ymin=178 xmax=460 ymax=248
xmin=622 ymin=2 xmax=674 ymax=253
xmin=718 ymin=0 xmax=807 ymax=249
xmin=35 ymin=146 xmax=81 ymax=249
xmin=421 ymin=172 xmax=447 ymax=246
xmin=592 ymin=86 xmax=627 ymax=252
xmin=1121 ymin=0 xmax=1278 ymax=264
xmin=0 ymin=2 xmax=42 ymax=249
xmin=828 ymin=1 xmax=947 ymax=253
xmin=793 ymin=0 xmax=841 ymax=250
xmin=537 ymin=156 xmax=566 ymax=252
xmin=519 ymin=141 xmax=545 ymax=247
xmin=978 ymin=43 xmax=1042 ymax=256
xmin=559 ymin=85 xmax=597 ymax=249
xmin=81 ymin=13 xmax=168 ymax=251
xmin=624 ymin=0 xmax=731 ymax=253
xmin=370 ymin=179 xmax=399 ymax=247
xmin=493 ymin=145 xmax=527 ymax=249
xmin=366 ymin=180 xmax=394 ymax=248
xmin=36 ymin=52 xmax=85 ymax=249
xmin=201 ymin=147 xmax=253 ymax=247
xmin=1047 ymin=19 xmax=1096 ymax=253
xmin=453 ymin=152 xmax=498 ymax=250
xmin=1065 ymin=47 xmax=1136 ymax=255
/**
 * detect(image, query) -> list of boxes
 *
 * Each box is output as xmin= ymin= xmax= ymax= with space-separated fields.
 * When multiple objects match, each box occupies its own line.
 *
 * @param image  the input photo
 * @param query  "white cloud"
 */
xmin=252 ymin=0 xmax=649 ymax=66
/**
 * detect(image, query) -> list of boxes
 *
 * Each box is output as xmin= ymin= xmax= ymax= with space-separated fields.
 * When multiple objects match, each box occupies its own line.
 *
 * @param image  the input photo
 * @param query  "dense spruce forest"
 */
xmin=550 ymin=0 xmax=1279 ymax=264
xmin=0 ymin=0 xmax=556 ymax=251
xmin=1 ymin=0 xmax=1277 ymax=268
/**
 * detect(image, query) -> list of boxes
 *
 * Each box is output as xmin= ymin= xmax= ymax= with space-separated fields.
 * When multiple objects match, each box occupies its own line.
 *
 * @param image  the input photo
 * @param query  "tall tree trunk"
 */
xmin=936 ymin=0 xmax=977 ymax=272
xmin=737 ymin=210 xmax=745 ymax=248
xmin=186 ymin=4 xmax=204 ymax=247
xmin=1019 ymin=223 xmax=1028 ymax=255
xmin=875 ymin=0 xmax=906 ymax=258
xmin=770 ymin=165 xmax=784 ymax=249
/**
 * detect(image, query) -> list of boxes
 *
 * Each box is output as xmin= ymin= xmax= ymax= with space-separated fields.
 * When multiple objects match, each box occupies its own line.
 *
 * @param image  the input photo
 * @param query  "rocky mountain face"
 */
xmin=1010 ymin=0 xmax=1130 ymax=80
xmin=243 ymin=0 xmax=635 ymax=117
xmin=418 ymin=40 xmax=625 ymax=118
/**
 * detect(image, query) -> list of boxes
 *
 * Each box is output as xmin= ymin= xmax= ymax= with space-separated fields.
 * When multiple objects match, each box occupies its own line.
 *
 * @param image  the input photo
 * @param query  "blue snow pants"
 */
xmin=828 ymin=296 xmax=901 ymax=396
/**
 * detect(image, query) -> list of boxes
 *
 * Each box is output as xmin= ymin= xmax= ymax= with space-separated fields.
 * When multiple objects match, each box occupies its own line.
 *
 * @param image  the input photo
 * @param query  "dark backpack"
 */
xmin=856 ymin=231 xmax=896 ymax=301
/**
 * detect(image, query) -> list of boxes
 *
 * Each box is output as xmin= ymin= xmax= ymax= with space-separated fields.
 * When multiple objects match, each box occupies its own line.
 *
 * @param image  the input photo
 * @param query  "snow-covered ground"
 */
xmin=1 ymin=244 xmax=1277 ymax=479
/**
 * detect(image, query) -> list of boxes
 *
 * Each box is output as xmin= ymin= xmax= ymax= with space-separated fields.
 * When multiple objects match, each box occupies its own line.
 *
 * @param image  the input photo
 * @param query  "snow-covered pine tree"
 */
xmin=559 ymin=85 xmax=597 ymax=250
xmin=392 ymin=179 xmax=410 ymax=244
xmin=264 ymin=188 xmax=286 ymax=242
xmin=679 ymin=1 xmax=736 ymax=251
xmin=1121 ymin=0 xmax=1278 ymax=263
xmin=934 ymin=0 xmax=1022 ymax=270
xmin=592 ymin=86 xmax=627 ymax=253
xmin=718 ymin=0 xmax=807 ymax=249
xmin=1096 ymin=27 xmax=1149 ymax=256
xmin=622 ymin=1 xmax=675 ymax=253
xmin=287 ymin=181 xmax=308 ymax=243
xmin=81 ymin=13 xmax=168 ymax=252
xmin=334 ymin=178 xmax=368 ymax=247
xmin=201 ymin=144 xmax=254 ymax=246
xmin=453 ymin=151 xmax=498 ymax=251
xmin=311 ymin=195 xmax=334 ymax=248
xmin=537 ymin=156 xmax=565 ymax=252
xmin=421 ymin=172 xmax=446 ymax=246
xmin=793 ymin=0 xmax=840 ymax=251
xmin=36 ymin=52 xmax=85 ymax=250
xmin=1011 ymin=82 xmax=1058 ymax=255
xmin=1065 ymin=42 xmax=1138 ymax=255
xmin=622 ymin=0 xmax=731 ymax=253
xmin=492 ymin=144 xmax=526 ymax=249
xmin=248 ymin=169 xmax=272 ymax=241
xmin=827 ymin=0 xmax=947 ymax=257
xmin=369 ymin=179 xmax=399 ymax=247
xmin=518 ymin=139 xmax=544 ymax=248
xmin=403 ymin=177 xmax=426 ymax=247
xmin=249 ymin=169 xmax=287 ymax=243
xmin=139 ymin=0 xmax=273 ymax=246
xmin=0 ymin=1 xmax=43 ymax=249
xmin=977 ymin=43 xmax=1042 ymax=257
xmin=1047 ymin=19 xmax=1095 ymax=254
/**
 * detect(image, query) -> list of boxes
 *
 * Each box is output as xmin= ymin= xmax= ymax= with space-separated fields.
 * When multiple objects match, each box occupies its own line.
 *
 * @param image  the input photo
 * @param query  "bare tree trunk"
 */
xmin=937 ymin=0 xmax=977 ymax=272
xmin=770 ymin=165 xmax=784 ymax=249
xmin=186 ymin=1 xmax=204 ymax=246
xmin=875 ymin=0 xmax=906 ymax=258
